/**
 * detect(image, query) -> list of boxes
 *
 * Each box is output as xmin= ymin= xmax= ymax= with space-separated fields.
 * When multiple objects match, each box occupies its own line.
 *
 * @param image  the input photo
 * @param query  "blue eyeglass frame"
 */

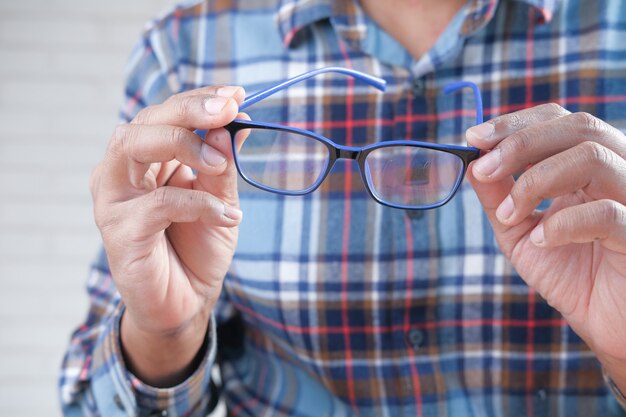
xmin=224 ymin=67 xmax=482 ymax=210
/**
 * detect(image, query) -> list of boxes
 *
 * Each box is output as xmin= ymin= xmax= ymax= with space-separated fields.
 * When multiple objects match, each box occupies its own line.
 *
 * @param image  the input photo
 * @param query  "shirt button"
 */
xmin=536 ymin=389 xmax=547 ymax=400
xmin=406 ymin=210 xmax=424 ymax=220
xmin=407 ymin=328 xmax=425 ymax=350
xmin=412 ymin=78 xmax=426 ymax=95
xmin=113 ymin=394 xmax=125 ymax=411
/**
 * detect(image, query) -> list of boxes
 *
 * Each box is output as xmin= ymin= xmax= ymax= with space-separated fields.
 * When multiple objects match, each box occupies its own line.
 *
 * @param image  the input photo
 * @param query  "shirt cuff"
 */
xmin=90 ymin=304 xmax=217 ymax=417
xmin=603 ymin=368 xmax=626 ymax=410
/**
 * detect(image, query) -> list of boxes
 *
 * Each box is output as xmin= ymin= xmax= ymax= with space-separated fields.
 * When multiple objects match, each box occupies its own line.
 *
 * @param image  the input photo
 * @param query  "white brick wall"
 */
xmin=0 ymin=1 xmax=178 ymax=414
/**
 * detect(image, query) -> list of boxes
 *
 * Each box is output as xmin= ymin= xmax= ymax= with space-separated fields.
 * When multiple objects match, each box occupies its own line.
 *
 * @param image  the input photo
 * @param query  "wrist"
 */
xmin=120 ymin=308 xmax=211 ymax=387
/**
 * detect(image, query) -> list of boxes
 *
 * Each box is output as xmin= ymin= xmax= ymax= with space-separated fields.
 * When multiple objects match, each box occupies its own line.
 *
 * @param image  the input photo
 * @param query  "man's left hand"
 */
xmin=465 ymin=103 xmax=626 ymax=390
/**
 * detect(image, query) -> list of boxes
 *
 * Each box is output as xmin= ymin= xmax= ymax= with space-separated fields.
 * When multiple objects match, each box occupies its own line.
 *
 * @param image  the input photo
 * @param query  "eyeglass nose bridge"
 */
xmin=334 ymin=144 xmax=361 ymax=160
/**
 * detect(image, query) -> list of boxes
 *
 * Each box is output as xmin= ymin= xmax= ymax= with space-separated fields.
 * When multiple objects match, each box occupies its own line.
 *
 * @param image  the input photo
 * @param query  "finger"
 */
xmin=90 ymin=162 xmax=103 ymax=199
xmin=131 ymin=87 xmax=244 ymax=130
xmin=466 ymin=102 xmax=570 ymax=148
xmin=194 ymin=113 xmax=251 ymax=205
xmin=466 ymin=162 xmax=540 ymax=257
xmin=194 ymin=127 xmax=239 ymax=206
xmin=101 ymin=124 xmax=229 ymax=195
xmin=530 ymin=199 xmax=626 ymax=252
xmin=118 ymin=186 xmax=243 ymax=240
xmin=164 ymin=163 xmax=194 ymax=189
xmin=232 ymin=112 xmax=252 ymax=152
xmin=176 ymin=85 xmax=246 ymax=104
xmin=500 ymin=142 xmax=626 ymax=225
xmin=154 ymin=160 xmax=183 ymax=187
xmin=471 ymin=111 xmax=626 ymax=182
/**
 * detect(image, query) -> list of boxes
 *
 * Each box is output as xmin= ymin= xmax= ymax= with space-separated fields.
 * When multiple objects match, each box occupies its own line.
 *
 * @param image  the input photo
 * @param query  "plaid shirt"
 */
xmin=60 ymin=0 xmax=626 ymax=416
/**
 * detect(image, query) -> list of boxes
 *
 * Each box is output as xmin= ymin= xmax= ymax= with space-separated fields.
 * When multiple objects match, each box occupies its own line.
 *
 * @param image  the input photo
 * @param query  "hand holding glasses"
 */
xmin=225 ymin=67 xmax=481 ymax=210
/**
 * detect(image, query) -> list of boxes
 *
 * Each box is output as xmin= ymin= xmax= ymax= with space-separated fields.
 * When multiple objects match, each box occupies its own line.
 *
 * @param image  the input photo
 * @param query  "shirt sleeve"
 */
xmin=59 ymin=14 xmax=222 ymax=416
xmin=59 ymin=249 xmax=219 ymax=417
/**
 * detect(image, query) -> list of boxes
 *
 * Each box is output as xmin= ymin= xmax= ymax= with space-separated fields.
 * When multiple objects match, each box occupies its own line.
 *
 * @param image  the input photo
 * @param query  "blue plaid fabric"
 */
xmin=60 ymin=0 xmax=626 ymax=416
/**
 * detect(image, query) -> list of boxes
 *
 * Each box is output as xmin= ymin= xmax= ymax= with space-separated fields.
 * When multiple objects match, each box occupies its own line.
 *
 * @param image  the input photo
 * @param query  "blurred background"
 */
xmin=0 ymin=0 xmax=178 ymax=414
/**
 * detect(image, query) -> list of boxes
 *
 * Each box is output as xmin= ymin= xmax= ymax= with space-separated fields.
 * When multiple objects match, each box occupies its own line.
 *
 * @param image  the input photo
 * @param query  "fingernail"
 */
xmin=204 ymin=96 xmax=229 ymax=114
xmin=496 ymin=195 xmax=515 ymax=223
xmin=216 ymin=86 xmax=241 ymax=98
xmin=473 ymin=148 xmax=501 ymax=177
xmin=201 ymin=143 xmax=226 ymax=167
xmin=224 ymin=205 xmax=242 ymax=221
xmin=467 ymin=122 xmax=495 ymax=141
xmin=530 ymin=224 xmax=545 ymax=246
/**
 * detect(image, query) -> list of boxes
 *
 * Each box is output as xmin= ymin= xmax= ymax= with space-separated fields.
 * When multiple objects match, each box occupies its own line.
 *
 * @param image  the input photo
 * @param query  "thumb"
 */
xmin=194 ymin=126 xmax=240 ymax=207
xmin=194 ymin=112 xmax=250 ymax=207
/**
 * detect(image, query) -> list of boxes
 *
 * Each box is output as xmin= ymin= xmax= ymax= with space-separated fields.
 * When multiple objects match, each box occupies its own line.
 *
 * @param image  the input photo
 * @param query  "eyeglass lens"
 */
xmin=235 ymin=128 xmax=330 ymax=193
xmin=363 ymin=146 xmax=464 ymax=207
xmin=235 ymin=128 xmax=466 ymax=208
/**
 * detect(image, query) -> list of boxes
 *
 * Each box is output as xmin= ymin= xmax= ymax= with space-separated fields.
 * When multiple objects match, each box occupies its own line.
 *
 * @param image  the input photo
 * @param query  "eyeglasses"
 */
xmin=225 ymin=67 xmax=481 ymax=210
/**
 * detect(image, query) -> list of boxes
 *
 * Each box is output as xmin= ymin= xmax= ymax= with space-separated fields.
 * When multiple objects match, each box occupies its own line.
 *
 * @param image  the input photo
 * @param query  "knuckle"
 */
xmin=571 ymin=112 xmax=604 ymax=134
xmin=163 ymin=93 xmax=179 ymax=105
xmin=94 ymin=209 xmax=109 ymax=231
xmin=94 ymin=204 xmax=119 ymax=236
xmin=580 ymin=141 xmax=615 ymax=168
xmin=498 ymin=112 xmax=525 ymax=132
xmin=169 ymin=126 xmax=188 ymax=148
xmin=152 ymin=187 xmax=172 ymax=209
xmin=172 ymin=96 xmax=195 ymax=120
xmin=547 ymin=211 xmax=570 ymax=235
xmin=542 ymin=102 xmax=569 ymax=117
xmin=506 ymin=128 xmax=534 ymax=156
xmin=197 ymin=191 xmax=223 ymax=216
xmin=207 ymin=195 xmax=224 ymax=214
xmin=509 ymin=113 xmax=525 ymax=131
xmin=150 ymin=187 xmax=223 ymax=220
xmin=132 ymin=107 xmax=154 ymax=125
xmin=110 ymin=124 xmax=134 ymax=154
xmin=195 ymin=190 xmax=215 ymax=210
xmin=515 ymin=169 xmax=540 ymax=196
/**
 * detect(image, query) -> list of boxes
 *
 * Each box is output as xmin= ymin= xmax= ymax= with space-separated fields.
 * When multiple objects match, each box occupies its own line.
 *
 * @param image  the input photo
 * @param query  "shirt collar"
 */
xmin=276 ymin=0 xmax=561 ymax=49
xmin=275 ymin=0 xmax=333 ymax=47
xmin=460 ymin=0 xmax=560 ymax=34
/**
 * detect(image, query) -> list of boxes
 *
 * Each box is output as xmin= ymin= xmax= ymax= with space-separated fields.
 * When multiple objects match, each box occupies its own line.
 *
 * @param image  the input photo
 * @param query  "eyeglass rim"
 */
xmin=225 ymin=119 xmax=480 ymax=209
xmin=225 ymin=121 xmax=335 ymax=196
xmin=222 ymin=66 xmax=484 ymax=210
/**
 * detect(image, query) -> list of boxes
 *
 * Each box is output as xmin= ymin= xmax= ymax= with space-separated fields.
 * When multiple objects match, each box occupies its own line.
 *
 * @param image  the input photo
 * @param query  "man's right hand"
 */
xmin=90 ymin=86 xmax=246 ymax=387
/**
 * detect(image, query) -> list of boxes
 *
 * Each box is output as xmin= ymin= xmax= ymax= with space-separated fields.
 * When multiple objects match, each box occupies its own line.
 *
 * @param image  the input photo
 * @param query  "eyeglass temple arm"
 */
xmin=443 ymin=81 xmax=484 ymax=125
xmin=239 ymin=67 xmax=387 ymax=111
